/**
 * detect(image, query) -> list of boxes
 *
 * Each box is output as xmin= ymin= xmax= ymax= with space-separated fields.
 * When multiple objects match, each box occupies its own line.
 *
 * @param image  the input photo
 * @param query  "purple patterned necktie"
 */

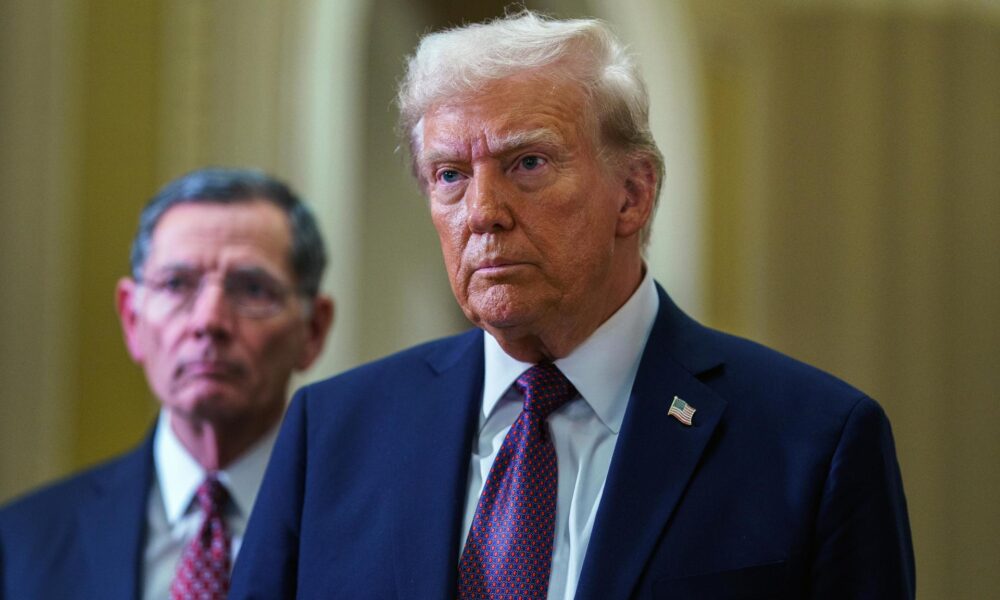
xmin=170 ymin=476 xmax=231 ymax=600
xmin=459 ymin=362 xmax=578 ymax=599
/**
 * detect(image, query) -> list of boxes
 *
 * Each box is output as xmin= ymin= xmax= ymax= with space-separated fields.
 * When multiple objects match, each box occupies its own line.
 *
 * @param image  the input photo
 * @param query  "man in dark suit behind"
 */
xmin=231 ymin=11 xmax=914 ymax=599
xmin=0 ymin=168 xmax=333 ymax=599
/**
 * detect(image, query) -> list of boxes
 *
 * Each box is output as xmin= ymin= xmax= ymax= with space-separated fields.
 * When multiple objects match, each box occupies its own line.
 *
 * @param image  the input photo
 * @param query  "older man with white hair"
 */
xmin=231 ymin=11 xmax=914 ymax=599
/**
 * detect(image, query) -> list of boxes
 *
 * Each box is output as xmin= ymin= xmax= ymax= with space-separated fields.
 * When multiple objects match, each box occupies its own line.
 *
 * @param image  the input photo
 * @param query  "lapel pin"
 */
xmin=668 ymin=396 xmax=696 ymax=426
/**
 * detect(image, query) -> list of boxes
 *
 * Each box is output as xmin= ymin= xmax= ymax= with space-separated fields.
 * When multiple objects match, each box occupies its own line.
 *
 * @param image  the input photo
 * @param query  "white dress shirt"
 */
xmin=461 ymin=271 xmax=659 ymax=600
xmin=142 ymin=410 xmax=278 ymax=600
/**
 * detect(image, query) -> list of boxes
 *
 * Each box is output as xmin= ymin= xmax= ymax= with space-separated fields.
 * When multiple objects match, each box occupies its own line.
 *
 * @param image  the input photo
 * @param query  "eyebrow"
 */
xmin=144 ymin=262 xmax=199 ymax=277
xmin=487 ymin=129 xmax=563 ymax=155
xmin=420 ymin=128 xmax=564 ymax=167
xmin=146 ymin=263 xmax=282 ymax=281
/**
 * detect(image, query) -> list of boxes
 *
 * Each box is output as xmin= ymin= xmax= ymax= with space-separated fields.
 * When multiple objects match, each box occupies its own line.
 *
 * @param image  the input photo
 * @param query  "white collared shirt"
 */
xmin=142 ymin=410 xmax=278 ymax=600
xmin=461 ymin=272 xmax=660 ymax=600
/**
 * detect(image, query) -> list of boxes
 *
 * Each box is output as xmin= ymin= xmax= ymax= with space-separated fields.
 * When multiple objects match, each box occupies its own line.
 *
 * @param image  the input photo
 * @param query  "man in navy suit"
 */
xmin=231 ymin=11 xmax=914 ymax=599
xmin=0 ymin=168 xmax=333 ymax=599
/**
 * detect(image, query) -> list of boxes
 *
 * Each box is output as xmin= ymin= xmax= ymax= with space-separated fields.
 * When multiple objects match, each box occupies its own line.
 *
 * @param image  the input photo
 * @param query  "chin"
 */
xmin=175 ymin=390 xmax=246 ymax=421
xmin=469 ymin=283 xmax=552 ymax=326
xmin=470 ymin=300 xmax=537 ymax=332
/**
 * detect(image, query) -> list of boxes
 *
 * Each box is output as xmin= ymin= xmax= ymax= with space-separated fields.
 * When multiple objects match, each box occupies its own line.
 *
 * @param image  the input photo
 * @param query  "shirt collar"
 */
xmin=482 ymin=270 xmax=659 ymax=433
xmin=153 ymin=409 xmax=279 ymax=525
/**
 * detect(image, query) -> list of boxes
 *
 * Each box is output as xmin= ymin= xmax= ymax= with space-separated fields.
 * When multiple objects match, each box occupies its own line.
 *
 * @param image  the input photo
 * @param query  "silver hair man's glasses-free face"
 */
xmin=137 ymin=266 xmax=297 ymax=319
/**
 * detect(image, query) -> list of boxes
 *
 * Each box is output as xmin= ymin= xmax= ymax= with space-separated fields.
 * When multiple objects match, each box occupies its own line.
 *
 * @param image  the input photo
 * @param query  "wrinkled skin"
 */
xmin=418 ymin=74 xmax=657 ymax=362
xmin=116 ymin=200 xmax=333 ymax=468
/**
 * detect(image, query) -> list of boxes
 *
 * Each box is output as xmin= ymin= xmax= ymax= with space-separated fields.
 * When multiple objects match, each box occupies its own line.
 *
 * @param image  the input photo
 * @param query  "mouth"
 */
xmin=177 ymin=359 xmax=243 ymax=380
xmin=474 ymin=258 xmax=530 ymax=275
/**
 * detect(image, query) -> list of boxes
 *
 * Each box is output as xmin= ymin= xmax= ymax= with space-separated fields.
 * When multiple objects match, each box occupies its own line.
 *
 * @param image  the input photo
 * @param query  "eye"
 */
xmin=517 ymin=155 xmax=546 ymax=171
xmin=436 ymin=169 xmax=463 ymax=184
xmin=241 ymin=278 xmax=267 ymax=298
xmin=156 ymin=272 xmax=198 ymax=294
xmin=228 ymin=273 xmax=283 ymax=302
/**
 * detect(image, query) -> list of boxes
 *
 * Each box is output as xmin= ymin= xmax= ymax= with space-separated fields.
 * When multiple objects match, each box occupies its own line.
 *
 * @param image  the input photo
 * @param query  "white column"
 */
xmin=589 ymin=0 xmax=707 ymax=318
xmin=282 ymin=0 xmax=371 ymax=377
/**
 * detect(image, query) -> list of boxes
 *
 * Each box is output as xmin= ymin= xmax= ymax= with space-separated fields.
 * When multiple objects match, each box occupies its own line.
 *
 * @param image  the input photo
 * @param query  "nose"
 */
xmin=466 ymin=167 xmax=514 ymax=233
xmin=187 ymin=278 xmax=235 ymax=340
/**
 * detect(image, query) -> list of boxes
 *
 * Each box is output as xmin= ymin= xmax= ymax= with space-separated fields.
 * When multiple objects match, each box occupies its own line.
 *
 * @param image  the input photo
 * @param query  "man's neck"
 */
xmin=168 ymin=409 xmax=280 ymax=470
xmin=488 ymin=260 xmax=646 ymax=363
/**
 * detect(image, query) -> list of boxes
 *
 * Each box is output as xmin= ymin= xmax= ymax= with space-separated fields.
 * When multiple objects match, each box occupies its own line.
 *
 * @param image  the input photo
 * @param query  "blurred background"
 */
xmin=1 ymin=0 xmax=997 ymax=597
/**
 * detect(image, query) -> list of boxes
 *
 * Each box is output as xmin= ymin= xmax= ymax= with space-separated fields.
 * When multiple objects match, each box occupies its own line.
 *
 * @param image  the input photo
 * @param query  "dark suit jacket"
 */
xmin=0 ymin=434 xmax=153 ymax=600
xmin=230 ymin=285 xmax=914 ymax=599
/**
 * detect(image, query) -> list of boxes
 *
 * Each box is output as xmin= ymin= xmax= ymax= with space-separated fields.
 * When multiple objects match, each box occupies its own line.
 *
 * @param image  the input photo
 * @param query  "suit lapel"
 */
xmin=575 ymin=287 xmax=728 ymax=600
xmin=76 ymin=432 xmax=154 ymax=599
xmin=391 ymin=330 xmax=484 ymax=598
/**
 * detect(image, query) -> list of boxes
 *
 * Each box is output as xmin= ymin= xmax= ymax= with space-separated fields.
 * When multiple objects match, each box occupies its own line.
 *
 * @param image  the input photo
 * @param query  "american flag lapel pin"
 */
xmin=668 ymin=396 xmax=696 ymax=426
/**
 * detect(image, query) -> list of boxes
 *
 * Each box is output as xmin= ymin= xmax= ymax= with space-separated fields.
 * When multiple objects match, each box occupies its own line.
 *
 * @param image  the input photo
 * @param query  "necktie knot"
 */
xmin=515 ymin=362 xmax=577 ymax=419
xmin=196 ymin=476 xmax=228 ymax=515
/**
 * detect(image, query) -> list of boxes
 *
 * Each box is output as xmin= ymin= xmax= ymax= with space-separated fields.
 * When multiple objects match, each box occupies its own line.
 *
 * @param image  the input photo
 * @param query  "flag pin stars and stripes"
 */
xmin=668 ymin=396 xmax=696 ymax=426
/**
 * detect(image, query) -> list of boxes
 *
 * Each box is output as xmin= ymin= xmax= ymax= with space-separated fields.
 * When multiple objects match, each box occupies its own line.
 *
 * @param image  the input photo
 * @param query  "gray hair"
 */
xmin=130 ymin=167 xmax=327 ymax=296
xmin=396 ymin=10 xmax=664 ymax=243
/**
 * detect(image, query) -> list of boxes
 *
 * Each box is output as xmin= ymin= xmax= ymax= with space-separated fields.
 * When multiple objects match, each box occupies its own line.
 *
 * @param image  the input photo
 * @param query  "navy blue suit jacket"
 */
xmin=231 ymin=285 xmax=914 ymax=599
xmin=0 ymin=434 xmax=153 ymax=599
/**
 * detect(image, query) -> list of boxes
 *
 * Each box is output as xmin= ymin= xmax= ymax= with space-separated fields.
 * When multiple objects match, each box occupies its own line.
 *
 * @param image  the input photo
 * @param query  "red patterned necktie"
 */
xmin=458 ymin=362 xmax=578 ymax=599
xmin=170 ymin=476 xmax=231 ymax=600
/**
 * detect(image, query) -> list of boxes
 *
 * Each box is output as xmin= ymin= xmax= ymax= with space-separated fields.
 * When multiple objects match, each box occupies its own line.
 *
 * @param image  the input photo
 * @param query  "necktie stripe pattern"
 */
xmin=459 ymin=362 xmax=577 ymax=599
xmin=170 ymin=476 xmax=231 ymax=600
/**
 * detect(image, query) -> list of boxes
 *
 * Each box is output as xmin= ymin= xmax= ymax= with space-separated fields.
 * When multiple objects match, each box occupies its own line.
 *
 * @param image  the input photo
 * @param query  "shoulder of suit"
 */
xmin=656 ymin=316 xmax=873 ymax=426
xmin=651 ymin=284 xmax=864 ymax=404
xmin=303 ymin=328 xmax=482 ymax=395
xmin=713 ymin=328 xmax=862 ymax=392
xmin=0 ymin=440 xmax=150 ymax=528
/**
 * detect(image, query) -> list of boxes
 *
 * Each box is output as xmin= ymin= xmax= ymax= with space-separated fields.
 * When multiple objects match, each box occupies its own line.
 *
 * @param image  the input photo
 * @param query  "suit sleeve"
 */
xmin=229 ymin=386 xmax=311 ymax=599
xmin=808 ymin=396 xmax=916 ymax=599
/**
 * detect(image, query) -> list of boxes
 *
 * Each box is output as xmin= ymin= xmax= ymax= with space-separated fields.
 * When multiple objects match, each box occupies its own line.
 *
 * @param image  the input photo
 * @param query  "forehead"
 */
xmin=146 ymin=200 xmax=293 ymax=272
xmin=419 ymin=74 xmax=593 ymax=160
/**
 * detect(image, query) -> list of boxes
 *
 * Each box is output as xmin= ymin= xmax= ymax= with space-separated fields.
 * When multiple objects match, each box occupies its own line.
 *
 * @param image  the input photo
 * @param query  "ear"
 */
xmin=295 ymin=294 xmax=335 ymax=371
xmin=615 ymin=153 xmax=658 ymax=239
xmin=116 ymin=277 xmax=145 ymax=364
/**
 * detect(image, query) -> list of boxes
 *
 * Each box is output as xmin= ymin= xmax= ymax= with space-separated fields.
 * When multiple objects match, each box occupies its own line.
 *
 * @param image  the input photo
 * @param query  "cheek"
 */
xmin=137 ymin=326 xmax=177 ymax=394
xmin=431 ymin=206 xmax=469 ymax=271
xmin=137 ymin=320 xmax=172 ymax=362
xmin=535 ymin=202 xmax=617 ymax=278
xmin=256 ymin=323 xmax=308 ymax=367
